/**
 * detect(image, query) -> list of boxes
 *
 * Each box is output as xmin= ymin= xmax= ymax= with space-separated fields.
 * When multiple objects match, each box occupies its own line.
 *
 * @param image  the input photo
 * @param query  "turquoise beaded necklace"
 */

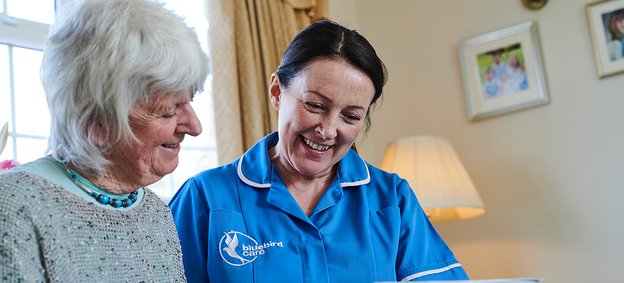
xmin=61 ymin=163 xmax=139 ymax=208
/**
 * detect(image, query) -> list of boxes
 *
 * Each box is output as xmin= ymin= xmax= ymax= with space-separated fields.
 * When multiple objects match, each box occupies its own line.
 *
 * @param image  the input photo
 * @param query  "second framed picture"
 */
xmin=458 ymin=21 xmax=549 ymax=121
xmin=586 ymin=0 xmax=624 ymax=78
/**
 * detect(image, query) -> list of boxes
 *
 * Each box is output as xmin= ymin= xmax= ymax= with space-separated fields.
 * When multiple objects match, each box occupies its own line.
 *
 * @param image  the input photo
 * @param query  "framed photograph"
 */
xmin=586 ymin=0 xmax=624 ymax=78
xmin=459 ymin=21 xmax=549 ymax=121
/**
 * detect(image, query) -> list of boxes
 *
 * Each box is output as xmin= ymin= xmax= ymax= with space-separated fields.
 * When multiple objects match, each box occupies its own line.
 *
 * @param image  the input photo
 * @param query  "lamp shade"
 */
xmin=380 ymin=136 xmax=485 ymax=222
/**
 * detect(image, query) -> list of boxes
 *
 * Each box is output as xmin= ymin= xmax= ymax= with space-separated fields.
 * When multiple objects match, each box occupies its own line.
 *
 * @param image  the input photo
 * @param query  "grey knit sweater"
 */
xmin=0 ymin=171 xmax=186 ymax=282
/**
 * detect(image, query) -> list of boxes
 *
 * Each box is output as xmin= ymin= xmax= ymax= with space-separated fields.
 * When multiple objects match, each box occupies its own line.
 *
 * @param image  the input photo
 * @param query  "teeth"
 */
xmin=303 ymin=138 xmax=329 ymax=151
xmin=162 ymin=144 xmax=177 ymax=148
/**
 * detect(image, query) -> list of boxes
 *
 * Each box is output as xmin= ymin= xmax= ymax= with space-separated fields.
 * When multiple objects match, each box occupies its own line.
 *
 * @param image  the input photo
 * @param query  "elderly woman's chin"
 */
xmin=153 ymin=147 xmax=182 ymax=178
xmin=109 ymin=144 xmax=182 ymax=186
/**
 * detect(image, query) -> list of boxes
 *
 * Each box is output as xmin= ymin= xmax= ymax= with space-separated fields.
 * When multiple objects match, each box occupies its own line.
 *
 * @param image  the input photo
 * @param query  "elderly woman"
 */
xmin=0 ymin=0 xmax=208 ymax=281
xmin=170 ymin=20 xmax=468 ymax=282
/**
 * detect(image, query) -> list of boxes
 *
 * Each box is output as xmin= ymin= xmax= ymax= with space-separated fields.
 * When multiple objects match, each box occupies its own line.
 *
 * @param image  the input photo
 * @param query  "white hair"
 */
xmin=42 ymin=0 xmax=209 ymax=176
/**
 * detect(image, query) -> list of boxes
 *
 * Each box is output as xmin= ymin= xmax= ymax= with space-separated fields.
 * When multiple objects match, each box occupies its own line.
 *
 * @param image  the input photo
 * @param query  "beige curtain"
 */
xmin=207 ymin=0 xmax=328 ymax=165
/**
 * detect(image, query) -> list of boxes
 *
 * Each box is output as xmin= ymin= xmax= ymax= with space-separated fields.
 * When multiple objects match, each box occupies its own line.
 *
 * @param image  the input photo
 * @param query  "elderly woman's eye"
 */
xmin=162 ymin=108 xmax=177 ymax=118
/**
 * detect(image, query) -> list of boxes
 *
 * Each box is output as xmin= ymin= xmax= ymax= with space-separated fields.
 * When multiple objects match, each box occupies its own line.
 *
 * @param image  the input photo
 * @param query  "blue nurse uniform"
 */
xmin=169 ymin=132 xmax=468 ymax=282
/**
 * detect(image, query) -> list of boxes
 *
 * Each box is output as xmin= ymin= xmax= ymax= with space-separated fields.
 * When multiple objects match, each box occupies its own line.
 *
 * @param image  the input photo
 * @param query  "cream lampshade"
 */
xmin=380 ymin=136 xmax=485 ymax=222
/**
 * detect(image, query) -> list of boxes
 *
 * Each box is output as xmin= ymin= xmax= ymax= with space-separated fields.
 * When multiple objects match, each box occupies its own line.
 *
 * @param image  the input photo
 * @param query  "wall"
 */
xmin=330 ymin=0 xmax=624 ymax=282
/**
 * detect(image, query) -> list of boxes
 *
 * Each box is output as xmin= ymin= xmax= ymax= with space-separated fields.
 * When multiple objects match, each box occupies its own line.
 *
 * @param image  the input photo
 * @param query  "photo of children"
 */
xmin=602 ymin=8 xmax=624 ymax=62
xmin=477 ymin=43 xmax=529 ymax=99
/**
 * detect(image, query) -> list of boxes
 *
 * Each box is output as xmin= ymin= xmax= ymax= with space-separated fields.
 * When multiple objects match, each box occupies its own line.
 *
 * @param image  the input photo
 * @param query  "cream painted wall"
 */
xmin=330 ymin=0 xmax=624 ymax=282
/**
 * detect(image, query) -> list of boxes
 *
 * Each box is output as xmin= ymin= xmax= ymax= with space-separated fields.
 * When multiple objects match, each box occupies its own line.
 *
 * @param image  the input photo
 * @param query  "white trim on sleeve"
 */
xmin=399 ymin=263 xmax=463 ymax=282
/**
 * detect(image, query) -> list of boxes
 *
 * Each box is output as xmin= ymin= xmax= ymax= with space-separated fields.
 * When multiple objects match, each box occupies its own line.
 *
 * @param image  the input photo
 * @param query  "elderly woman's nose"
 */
xmin=179 ymin=104 xmax=202 ymax=136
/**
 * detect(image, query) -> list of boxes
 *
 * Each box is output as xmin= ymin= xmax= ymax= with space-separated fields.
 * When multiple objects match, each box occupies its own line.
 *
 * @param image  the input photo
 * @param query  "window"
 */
xmin=0 ymin=0 xmax=54 ymax=166
xmin=0 ymin=0 xmax=217 ymax=200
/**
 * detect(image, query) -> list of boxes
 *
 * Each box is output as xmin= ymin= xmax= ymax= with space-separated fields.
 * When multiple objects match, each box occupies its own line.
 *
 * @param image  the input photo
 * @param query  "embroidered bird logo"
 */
xmin=223 ymin=232 xmax=250 ymax=265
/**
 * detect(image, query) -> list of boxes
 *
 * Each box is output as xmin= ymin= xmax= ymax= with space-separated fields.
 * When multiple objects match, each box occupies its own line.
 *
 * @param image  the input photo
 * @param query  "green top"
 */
xmin=0 ymin=158 xmax=186 ymax=282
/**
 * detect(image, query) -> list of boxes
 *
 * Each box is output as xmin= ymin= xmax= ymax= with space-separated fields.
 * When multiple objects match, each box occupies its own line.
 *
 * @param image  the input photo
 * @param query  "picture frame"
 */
xmin=458 ymin=21 xmax=549 ymax=121
xmin=586 ymin=0 xmax=624 ymax=78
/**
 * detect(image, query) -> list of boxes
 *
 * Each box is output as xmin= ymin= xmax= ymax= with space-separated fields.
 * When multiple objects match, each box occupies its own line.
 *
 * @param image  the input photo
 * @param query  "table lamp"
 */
xmin=380 ymin=135 xmax=485 ymax=222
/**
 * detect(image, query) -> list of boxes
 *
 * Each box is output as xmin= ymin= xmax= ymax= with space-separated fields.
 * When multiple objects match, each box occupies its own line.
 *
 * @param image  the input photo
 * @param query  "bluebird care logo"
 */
xmin=219 ymin=230 xmax=284 ymax=266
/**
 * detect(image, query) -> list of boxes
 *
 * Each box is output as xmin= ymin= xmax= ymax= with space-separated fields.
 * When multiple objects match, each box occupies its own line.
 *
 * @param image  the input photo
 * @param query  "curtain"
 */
xmin=207 ymin=0 xmax=328 ymax=165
